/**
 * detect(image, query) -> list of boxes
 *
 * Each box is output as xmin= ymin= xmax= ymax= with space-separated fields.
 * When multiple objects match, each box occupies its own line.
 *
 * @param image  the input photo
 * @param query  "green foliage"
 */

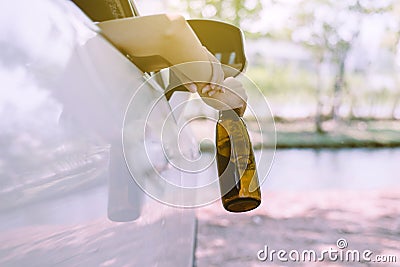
xmin=246 ymin=64 xmax=316 ymax=97
xmin=179 ymin=0 xmax=400 ymax=122
xmin=183 ymin=0 xmax=262 ymax=29
xmin=274 ymin=120 xmax=400 ymax=148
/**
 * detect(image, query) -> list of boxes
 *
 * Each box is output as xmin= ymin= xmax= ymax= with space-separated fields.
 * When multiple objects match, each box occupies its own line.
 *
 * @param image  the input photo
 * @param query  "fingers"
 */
xmin=208 ymin=90 xmax=217 ymax=96
xmin=186 ymin=83 xmax=223 ymax=96
xmin=201 ymin=84 xmax=212 ymax=94
xmin=182 ymin=47 xmax=225 ymax=96
xmin=203 ymin=47 xmax=225 ymax=89
xmin=199 ymin=77 xmax=248 ymax=112
xmin=222 ymin=77 xmax=247 ymax=102
xmin=210 ymin=64 xmax=224 ymax=90
xmin=185 ymin=83 xmax=198 ymax=93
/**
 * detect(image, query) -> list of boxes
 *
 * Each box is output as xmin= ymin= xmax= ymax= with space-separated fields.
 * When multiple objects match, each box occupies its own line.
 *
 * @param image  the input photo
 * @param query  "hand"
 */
xmin=184 ymin=47 xmax=225 ymax=94
xmin=181 ymin=47 xmax=247 ymax=113
xmin=198 ymin=77 xmax=247 ymax=113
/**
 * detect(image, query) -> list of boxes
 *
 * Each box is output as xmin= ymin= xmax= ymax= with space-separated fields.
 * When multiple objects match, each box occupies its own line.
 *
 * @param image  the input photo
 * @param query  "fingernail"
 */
xmin=187 ymin=83 xmax=197 ymax=93
xmin=208 ymin=90 xmax=216 ymax=96
xmin=202 ymin=85 xmax=210 ymax=94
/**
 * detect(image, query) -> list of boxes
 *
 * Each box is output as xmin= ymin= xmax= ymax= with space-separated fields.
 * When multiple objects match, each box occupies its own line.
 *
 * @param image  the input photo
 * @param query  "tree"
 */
xmin=287 ymin=0 xmax=366 ymax=131
xmin=182 ymin=0 xmax=262 ymax=31
xmin=383 ymin=1 xmax=400 ymax=119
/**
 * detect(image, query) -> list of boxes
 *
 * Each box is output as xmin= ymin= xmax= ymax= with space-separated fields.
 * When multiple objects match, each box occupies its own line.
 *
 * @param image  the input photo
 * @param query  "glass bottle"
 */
xmin=216 ymin=108 xmax=261 ymax=212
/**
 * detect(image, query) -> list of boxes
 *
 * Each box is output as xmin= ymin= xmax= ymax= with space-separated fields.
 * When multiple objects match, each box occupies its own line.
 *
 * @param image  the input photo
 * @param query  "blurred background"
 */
xmin=138 ymin=0 xmax=400 ymax=148
xmin=134 ymin=0 xmax=400 ymax=266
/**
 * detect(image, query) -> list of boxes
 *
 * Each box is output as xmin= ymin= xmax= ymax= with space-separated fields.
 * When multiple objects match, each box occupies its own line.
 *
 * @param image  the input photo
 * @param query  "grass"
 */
xmin=248 ymin=118 xmax=400 ymax=149
xmin=198 ymin=118 xmax=400 ymax=151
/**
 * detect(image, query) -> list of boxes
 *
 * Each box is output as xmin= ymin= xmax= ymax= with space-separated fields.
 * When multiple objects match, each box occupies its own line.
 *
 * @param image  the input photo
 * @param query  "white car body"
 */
xmin=0 ymin=1 xmax=196 ymax=266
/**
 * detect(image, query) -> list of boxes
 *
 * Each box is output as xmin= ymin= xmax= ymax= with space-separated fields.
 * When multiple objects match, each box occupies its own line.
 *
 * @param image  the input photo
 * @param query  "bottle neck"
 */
xmin=219 ymin=108 xmax=242 ymax=120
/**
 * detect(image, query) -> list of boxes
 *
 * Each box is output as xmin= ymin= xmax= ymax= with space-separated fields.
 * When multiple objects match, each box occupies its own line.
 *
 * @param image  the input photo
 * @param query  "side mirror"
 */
xmin=71 ymin=0 xmax=135 ymax=21
xmin=188 ymin=19 xmax=246 ymax=74
xmin=165 ymin=19 xmax=247 ymax=100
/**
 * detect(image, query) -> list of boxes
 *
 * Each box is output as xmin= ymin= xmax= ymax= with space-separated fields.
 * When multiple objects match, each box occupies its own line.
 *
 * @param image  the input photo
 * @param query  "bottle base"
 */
xmin=108 ymin=208 xmax=141 ymax=222
xmin=223 ymin=197 xmax=261 ymax=213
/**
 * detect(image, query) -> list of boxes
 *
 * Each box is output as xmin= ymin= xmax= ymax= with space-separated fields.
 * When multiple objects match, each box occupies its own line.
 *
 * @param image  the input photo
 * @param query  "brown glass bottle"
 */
xmin=216 ymin=108 xmax=261 ymax=212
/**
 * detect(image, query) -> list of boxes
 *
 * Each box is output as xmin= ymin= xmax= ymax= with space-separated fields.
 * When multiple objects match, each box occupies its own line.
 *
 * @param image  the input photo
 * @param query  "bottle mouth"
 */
xmin=224 ymin=197 xmax=261 ymax=213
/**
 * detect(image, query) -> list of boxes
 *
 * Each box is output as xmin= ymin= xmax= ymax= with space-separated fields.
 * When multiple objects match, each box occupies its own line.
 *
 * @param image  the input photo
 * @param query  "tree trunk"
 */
xmin=315 ymin=57 xmax=324 ymax=133
xmin=391 ymin=93 xmax=400 ymax=119
xmin=332 ymin=51 xmax=347 ymax=122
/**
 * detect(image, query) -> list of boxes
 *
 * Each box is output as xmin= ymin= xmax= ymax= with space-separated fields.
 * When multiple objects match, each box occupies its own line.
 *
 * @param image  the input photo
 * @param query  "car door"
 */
xmin=0 ymin=1 xmax=196 ymax=266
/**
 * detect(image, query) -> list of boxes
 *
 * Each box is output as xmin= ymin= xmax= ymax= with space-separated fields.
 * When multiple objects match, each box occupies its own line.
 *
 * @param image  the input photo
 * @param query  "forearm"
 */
xmin=98 ymin=14 xmax=215 ymax=84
